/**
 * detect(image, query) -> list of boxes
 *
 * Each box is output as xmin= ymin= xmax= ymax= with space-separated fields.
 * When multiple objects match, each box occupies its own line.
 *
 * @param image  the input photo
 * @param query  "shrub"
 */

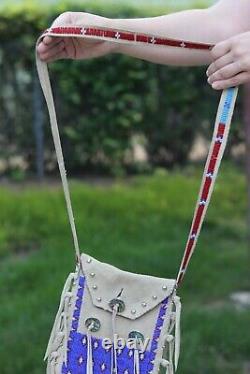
xmin=0 ymin=1 xmax=243 ymax=176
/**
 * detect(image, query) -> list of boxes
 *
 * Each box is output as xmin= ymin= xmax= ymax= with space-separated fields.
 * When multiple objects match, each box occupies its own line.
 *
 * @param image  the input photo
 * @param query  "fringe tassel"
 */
xmin=111 ymin=305 xmax=118 ymax=374
xmin=47 ymin=351 xmax=59 ymax=374
xmin=134 ymin=348 xmax=140 ymax=374
xmin=87 ymin=328 xmax=93 ymax=374
xmin=161 ymin=358 xmax=174 ymax=374
xmin=161 ymin=296 xmax=181 ymax=374
xmin=173 ymin=296 xmax=181 ymax=371
xmin=44 ymin=272 xmax=76 ymax=363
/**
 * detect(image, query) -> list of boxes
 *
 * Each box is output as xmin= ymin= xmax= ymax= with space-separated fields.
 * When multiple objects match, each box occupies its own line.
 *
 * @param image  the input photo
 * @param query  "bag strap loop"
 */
xmin=35 ymin=25 xmax=238 ymax=282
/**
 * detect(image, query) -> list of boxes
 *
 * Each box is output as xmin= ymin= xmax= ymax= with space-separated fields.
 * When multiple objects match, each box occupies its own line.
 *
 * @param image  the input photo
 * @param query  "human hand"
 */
xmin=207 ymin=31 xmax=250 ymax=90
xmin=37 ymin=11 xmax=117 ymax=62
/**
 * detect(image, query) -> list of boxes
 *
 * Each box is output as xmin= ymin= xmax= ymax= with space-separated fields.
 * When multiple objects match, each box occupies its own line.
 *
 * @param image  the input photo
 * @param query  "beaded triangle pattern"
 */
xmin=61 ymin=276 xmax=170 ymax=374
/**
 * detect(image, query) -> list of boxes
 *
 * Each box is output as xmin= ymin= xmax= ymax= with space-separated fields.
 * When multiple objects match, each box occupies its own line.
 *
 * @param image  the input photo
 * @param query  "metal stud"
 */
xmin=162 ymin=285 xmax=168 ymax=291
xmin=141 ymin=302 xmax=147 ymax=307
xmin=128 ymin=331 xmax=145 ymax=342
xmin=85 ymin=317 xmax=101 ymax=332
xmin=128 ymin=331 xmax=145 ymax=349
xmin=109 ymin=298 xmax=125 ymax=313
xmin=96 ymin=297 xmax=102 ymax=302
xmin=131 ymin=309 xmax=136 ymax=315
xmin=87 ymin=258 xmax=92 ymax=263
xmin=152 ymin=295 xmax=158 ymax=300
xmin=92 ymin=285 xmax=98 ymax=290
xmin=90 ymin=272 xmax=95 ymax=277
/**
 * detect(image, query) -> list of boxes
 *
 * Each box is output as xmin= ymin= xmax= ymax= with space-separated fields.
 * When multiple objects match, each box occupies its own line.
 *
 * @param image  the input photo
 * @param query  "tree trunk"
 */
xmin=243 ymin=82 xmax=250 ymax=245
xmin=33 ymin=68 xmax=44 ymax=181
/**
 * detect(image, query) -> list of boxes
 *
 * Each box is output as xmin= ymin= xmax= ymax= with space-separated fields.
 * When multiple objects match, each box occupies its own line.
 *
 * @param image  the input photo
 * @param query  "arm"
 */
xmin=38 ymin=0 xmax=250 ymax=67
xmin=111 ymin=0 xmax=250 ymax=66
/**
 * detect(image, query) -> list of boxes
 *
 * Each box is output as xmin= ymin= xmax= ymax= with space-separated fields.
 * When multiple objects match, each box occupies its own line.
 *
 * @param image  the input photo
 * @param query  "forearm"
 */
xmin=39 ymin=0 xmax=250 ymax=68
xmin=107 ymin=4 xmax=245 ymax=66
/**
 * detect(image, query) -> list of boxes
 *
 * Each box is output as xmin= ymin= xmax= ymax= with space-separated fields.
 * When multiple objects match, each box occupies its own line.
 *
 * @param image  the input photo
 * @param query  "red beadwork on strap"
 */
xmin=103 ymin=30 xmax=117 ymax=38
xmin=213 ymin=143 xmax=222 ymax=158
xmin=201 ymin=179 xmax=212 ymax=201
xmin=51 ymin=27 xmax=82 ymax=35
xmin=44 ymin=26 xmax=214 ymax=51
xmin=119 ymin=32 xmax=135 ymax=41
xmin=192 ymin=206 xmax=205 ymax=232
xmin=136 ymin=35 xmax=148 ymax=43
xmin=217 ymin=123 xmax=225 ymax=137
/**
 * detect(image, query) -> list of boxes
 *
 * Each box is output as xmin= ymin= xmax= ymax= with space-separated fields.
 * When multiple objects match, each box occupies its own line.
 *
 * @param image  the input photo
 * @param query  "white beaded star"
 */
xmin=101 ymin=363 xmax=106 ymax=371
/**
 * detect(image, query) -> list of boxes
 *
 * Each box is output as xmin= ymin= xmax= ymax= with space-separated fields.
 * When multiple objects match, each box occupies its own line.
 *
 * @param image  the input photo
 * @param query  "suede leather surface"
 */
xmin=81 ymin=253 xmax=176 ymax=320
xmin=45 ymin=257 xmax=177 ymax=374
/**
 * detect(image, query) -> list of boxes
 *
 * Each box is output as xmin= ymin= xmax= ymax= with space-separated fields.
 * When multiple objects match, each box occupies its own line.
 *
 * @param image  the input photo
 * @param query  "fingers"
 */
xmin=210 ymin=39 xmax=231 ymax=61
xmin=206 ymin=52 xmax=233 ymax=77
xmin=43 ymin=36 xmax=57 ymax=46
xmin=37 ymin=35 xmax=77 ymax=61
xmin=38 ymin=40 xmax=66 ymax=62
xmin=46 ymin=49 xmax=68 ymax=63
xmin=207 ymin=33 xmax=250 ymax=89
xmin=212 ymin=71 xmax=250 ymax=90
xmin=208 ymin=61 xmax=244 ymax=85
xmin=41 ymin=38 xmax=76 ymax=61
xmin=64 ymin=37 xmax=76 ymax=59
xmin=37 ymin=37 xmax=63 ymax=53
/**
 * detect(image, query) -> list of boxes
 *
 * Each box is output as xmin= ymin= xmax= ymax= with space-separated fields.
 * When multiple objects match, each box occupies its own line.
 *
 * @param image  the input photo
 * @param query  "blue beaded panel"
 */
xmin=220 ymin=88 xmax=235 ymax=125
xmin=61 ymin=276 xmax=169 ymax=374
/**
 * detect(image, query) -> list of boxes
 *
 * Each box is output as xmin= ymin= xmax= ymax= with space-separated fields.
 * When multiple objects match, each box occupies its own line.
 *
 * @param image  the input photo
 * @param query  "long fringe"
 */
xmin=161 ymin=296 xmax=182 ymax=374
xmin=44 ymin=271 xmax=77 ymax=372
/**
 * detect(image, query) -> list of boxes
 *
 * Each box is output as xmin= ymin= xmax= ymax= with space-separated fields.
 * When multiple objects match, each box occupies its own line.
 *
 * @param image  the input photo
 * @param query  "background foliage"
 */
xmin=0 ymin=1 xmax=244 ymax=178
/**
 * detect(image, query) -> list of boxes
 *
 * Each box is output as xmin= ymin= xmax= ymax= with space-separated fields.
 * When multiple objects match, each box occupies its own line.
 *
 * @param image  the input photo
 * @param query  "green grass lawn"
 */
xmin=0 ymin=164 xmax=249 ymax=373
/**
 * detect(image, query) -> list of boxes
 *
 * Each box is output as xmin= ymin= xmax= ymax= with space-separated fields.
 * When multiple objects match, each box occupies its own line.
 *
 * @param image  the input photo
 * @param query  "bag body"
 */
xmin=45 ymin=254 xmax=180 ymax=374
xmin=36 ymin=25 xmax=238 ymax=374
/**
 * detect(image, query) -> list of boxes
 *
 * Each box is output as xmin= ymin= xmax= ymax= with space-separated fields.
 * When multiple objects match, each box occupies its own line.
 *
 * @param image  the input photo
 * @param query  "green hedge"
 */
xmin=0 ymin=1 xmax=243 ymax=177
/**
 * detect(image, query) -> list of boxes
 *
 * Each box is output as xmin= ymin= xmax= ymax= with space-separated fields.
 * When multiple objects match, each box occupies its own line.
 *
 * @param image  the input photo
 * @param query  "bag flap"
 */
xmin=81 ymin=253 xmax=176 ymax=320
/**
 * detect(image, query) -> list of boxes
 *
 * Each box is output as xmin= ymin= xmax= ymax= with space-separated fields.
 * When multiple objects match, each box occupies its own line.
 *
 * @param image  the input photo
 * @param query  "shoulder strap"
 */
xmin=36 ymin=57 xmax=82 ymax=265
xmin=176 ymin=87 xmax=238 ymax=286
xmin=36 ymin=25 xmax=238 ymax=276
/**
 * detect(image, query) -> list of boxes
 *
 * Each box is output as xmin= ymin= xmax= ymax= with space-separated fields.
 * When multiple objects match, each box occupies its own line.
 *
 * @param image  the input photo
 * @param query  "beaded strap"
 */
xmin=176 ymin=87 xmax=238 ymax=286
xmin=42 ymin=25 xmax=213 ymax=51
xmin=36 ymin=25 xmax=238 ymax=285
